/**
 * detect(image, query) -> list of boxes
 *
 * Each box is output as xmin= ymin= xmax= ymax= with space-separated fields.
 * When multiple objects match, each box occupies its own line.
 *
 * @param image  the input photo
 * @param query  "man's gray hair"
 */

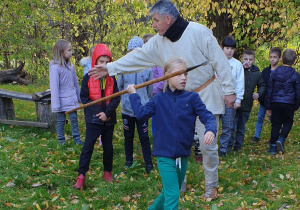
xmin=149 ymin=0 xmax=179 ymax=19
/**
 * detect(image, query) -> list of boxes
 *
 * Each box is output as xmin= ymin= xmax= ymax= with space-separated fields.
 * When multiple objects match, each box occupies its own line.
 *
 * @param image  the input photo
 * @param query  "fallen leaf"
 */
xmin=184 ymin=195 xmax=190 ymax=201
xmin=31 ymin=182 xmax=43 ymax=187
xmin=279 ymin=174 xmax=284 ymax=180
xmin=122 ymin=196 xmax=131 ymax=202
xmin=51 ymin=195 xmax=59 ymax=202
xmin=5 ymin=182 xmax=15 ymax=188
xmin=70 ymin=199 xmax=79 ymax=204
xmin=5 ymin=203 xmax=13 ymax=207
xmin=216 ymin=201 xmax=223 ymax=207
xmin=36 ymin=204 xmax=41 ymax=210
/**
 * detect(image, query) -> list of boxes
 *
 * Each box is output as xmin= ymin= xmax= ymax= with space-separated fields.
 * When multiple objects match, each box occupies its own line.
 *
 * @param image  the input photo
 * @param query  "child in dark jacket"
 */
xmin=252 ymin=47 xmax=281 ymax=143
xmin=265 ymin=49 xmax=300 ymax=155
xmin=127 ymin=58 xmax=217 ymax=209
xmin=228 ymin=49 xmax=266 ymax=151
xmin=74 ymin=44 xmax=120 ymax=188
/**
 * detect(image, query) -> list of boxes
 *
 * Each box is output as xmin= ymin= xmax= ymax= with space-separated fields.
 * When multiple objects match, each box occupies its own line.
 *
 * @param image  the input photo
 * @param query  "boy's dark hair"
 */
xmin=282 ymin=49 xmax=297 ymax=65
xmin=222 ymin=35 xmax=236 ymax=48
xmin=269 ymin=47 xmax=282 ymax=58
xmin=242 ymin=49 xmax=255 ymax=58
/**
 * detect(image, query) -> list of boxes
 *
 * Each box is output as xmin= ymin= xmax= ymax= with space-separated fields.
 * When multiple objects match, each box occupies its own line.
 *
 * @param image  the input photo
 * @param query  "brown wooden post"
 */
xmin=0 ymin=97 xmax=15 ymax=120
xmin=35 ymin=98 xmax=56 ymax=131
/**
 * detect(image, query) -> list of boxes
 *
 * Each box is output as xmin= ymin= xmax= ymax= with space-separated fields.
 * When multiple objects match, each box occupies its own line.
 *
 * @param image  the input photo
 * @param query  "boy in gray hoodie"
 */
xmin=117 ymin=36 xmax=153 ymax=173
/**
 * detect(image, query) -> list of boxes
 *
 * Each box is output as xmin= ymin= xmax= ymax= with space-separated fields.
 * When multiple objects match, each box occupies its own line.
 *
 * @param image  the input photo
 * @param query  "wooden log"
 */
xmin=0 ymin=62 xmax=31 ymax=85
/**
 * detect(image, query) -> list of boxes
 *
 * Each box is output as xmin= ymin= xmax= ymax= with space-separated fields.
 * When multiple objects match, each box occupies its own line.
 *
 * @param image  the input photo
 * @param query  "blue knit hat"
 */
xmin=127 ymin=36 xmax=143 ymax=51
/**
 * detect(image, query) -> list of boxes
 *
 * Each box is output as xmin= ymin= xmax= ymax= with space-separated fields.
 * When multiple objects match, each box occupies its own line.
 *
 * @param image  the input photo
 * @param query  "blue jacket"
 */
xmin=265 ymin=66 xmax=300 ymax=111
xmin=117 ymin=69 xmax=153 ymax=117
xmin=129 ymin=87 xmax=217 ymax=159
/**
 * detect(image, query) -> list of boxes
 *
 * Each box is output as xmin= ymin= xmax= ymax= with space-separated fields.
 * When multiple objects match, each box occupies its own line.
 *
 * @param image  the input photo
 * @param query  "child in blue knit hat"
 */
xmin=117 ymin=36 xmax=154 ymax=173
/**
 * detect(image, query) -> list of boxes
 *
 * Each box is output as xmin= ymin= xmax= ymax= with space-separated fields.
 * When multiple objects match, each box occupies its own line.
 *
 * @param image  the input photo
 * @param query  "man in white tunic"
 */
xmin=90 ymin=0 xmax=236 ymax=200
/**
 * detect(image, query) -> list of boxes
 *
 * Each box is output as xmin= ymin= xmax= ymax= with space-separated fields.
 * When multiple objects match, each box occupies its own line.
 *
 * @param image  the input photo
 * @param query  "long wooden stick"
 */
xmin=65 ymin=60 xmax=211 ymax=114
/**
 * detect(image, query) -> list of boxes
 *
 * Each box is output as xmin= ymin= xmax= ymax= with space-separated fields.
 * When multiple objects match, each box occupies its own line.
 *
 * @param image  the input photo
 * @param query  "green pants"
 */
xmin=149 ymin=156 xmax=189 ymax=210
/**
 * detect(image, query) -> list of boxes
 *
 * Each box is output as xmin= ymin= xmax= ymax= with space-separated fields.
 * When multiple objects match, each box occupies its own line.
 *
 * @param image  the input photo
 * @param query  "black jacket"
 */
xmin=240 ymin=65 xmax=266 ymax=112
xmin=258 ymin=66 xmax=272 ymax=106
xmin=80 ymin=74 xmax=120 ymax=126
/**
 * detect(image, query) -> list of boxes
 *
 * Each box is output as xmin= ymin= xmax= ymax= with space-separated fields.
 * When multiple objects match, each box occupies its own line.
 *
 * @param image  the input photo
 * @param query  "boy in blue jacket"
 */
xmin=265 ymin=49 xmax=300 ymax=155
xmin=127 ymin=57 xmax=217 ymax=209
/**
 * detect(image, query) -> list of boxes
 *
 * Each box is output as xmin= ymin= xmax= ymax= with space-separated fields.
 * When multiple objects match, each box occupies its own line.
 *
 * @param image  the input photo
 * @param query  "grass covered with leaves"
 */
xmin=0 ymin=82 xmax=300 ymax=209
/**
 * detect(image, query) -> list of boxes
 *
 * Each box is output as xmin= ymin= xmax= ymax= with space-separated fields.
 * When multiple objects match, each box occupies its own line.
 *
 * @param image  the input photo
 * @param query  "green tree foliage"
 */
xmin=0 ymin=0 xmax=299 ymax=79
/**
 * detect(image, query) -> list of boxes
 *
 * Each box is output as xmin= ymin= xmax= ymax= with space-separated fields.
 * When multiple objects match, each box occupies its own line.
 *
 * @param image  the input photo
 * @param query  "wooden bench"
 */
xmin=0 ymin=89 xmax=56 ymax=129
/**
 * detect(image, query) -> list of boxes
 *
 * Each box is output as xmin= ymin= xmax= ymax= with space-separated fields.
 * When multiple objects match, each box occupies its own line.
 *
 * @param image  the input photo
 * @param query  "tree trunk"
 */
xmin=0 ymin=62 xmax=31 ymax=85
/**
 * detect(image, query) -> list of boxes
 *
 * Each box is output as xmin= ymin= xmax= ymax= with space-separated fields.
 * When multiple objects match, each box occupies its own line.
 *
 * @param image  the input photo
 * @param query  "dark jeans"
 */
xmin=228 ymin=110 xmax=250 ymax=150
xmin=122 ymin=114 xmax=152 ymax=165
xmin=78 ymin=123 xmax=114 ymax=175
xmin=270 ymin=103 xmax=295 ymax=144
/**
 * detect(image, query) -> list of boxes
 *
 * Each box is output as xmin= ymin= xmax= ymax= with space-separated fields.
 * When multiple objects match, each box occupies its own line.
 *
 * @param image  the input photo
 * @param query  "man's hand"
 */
xmin=127 ymin=84 xmax=137 ymax=94
xmin=266 ymin=110 xmax=272 ymax=116
xmin=252 ymin=93 xmax=259 ymax=100
xmin=234 ymin=102 xmax=241 ymax=110
xmin=88 ymin=64 xmax=108 ymax=80
xmin=224 ymin=94 xmax=236 ymax=109
xmin=96 ymin=112 xmax=110 ymax=122
xmin=203 ymin=131 xmax=215 ymax=145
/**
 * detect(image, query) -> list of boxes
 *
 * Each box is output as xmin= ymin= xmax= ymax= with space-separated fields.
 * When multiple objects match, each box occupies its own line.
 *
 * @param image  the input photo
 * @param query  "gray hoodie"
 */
xmin=117 ymin=69 xmax=153 ymax=116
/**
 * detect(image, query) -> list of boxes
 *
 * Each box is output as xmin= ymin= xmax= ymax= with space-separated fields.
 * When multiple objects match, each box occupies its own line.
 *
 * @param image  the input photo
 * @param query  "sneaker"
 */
xmin=203 ymin=186 xmax=218 ymax=201
xmin=73 ymin=174 xmax=85 ymax=189
xmin=276 ymin=139 xmax=285 ymax=154
xmin=74 ymin=139 xmax=84 ymax=145
xmin=233 ymin=147 xmax=241 ymax=151
xmin=251 ymin=137 xmax=260 ymax=142
xmin=145 ymin=164 xmax=154 ymax=173
xmin=219 ymin=151 xmax=227 ymax=157
xmin=180 ymin=177 xmax=187 ymax=192
xmin=103 ymin=171 xmax=113 ymax=182
xmin=195 ymin=155 xmax=203 ymax=164
xmin=124 ymin=161 xmax=133 ymax=168
xmin=267 ymin=144 xmax=277 ymax=155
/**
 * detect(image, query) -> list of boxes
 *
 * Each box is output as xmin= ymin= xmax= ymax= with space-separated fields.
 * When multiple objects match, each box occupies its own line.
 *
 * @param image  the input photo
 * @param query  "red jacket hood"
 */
xmin=91 ymin=44 xmax=112 ymax=68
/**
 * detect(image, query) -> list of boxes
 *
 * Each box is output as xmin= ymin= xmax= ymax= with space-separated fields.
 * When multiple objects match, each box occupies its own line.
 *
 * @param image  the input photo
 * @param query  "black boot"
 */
xmin=267 ymin=144 xmax=277 ymax=155
xmin=276 ymin=137 xmax=285 ymax=154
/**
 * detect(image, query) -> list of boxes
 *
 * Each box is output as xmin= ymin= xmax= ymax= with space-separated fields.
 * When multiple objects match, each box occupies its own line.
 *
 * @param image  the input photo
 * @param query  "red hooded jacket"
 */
xmin=88 ymin=44 xmax=114 ymax=106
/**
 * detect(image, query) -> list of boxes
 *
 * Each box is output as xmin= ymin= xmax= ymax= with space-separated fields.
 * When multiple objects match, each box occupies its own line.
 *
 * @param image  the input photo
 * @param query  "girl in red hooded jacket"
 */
xmin=74 ymin=44 xmax=120 ymax=188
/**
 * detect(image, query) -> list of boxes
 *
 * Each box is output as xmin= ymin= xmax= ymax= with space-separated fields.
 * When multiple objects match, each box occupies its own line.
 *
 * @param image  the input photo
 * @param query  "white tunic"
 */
xmin=107 ymin=22 xmax=236 ymax=114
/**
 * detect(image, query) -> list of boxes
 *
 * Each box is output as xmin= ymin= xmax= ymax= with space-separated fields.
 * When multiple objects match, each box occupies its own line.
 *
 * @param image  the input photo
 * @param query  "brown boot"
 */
xmin=203 ymin=186 xmax=218 ymax=201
